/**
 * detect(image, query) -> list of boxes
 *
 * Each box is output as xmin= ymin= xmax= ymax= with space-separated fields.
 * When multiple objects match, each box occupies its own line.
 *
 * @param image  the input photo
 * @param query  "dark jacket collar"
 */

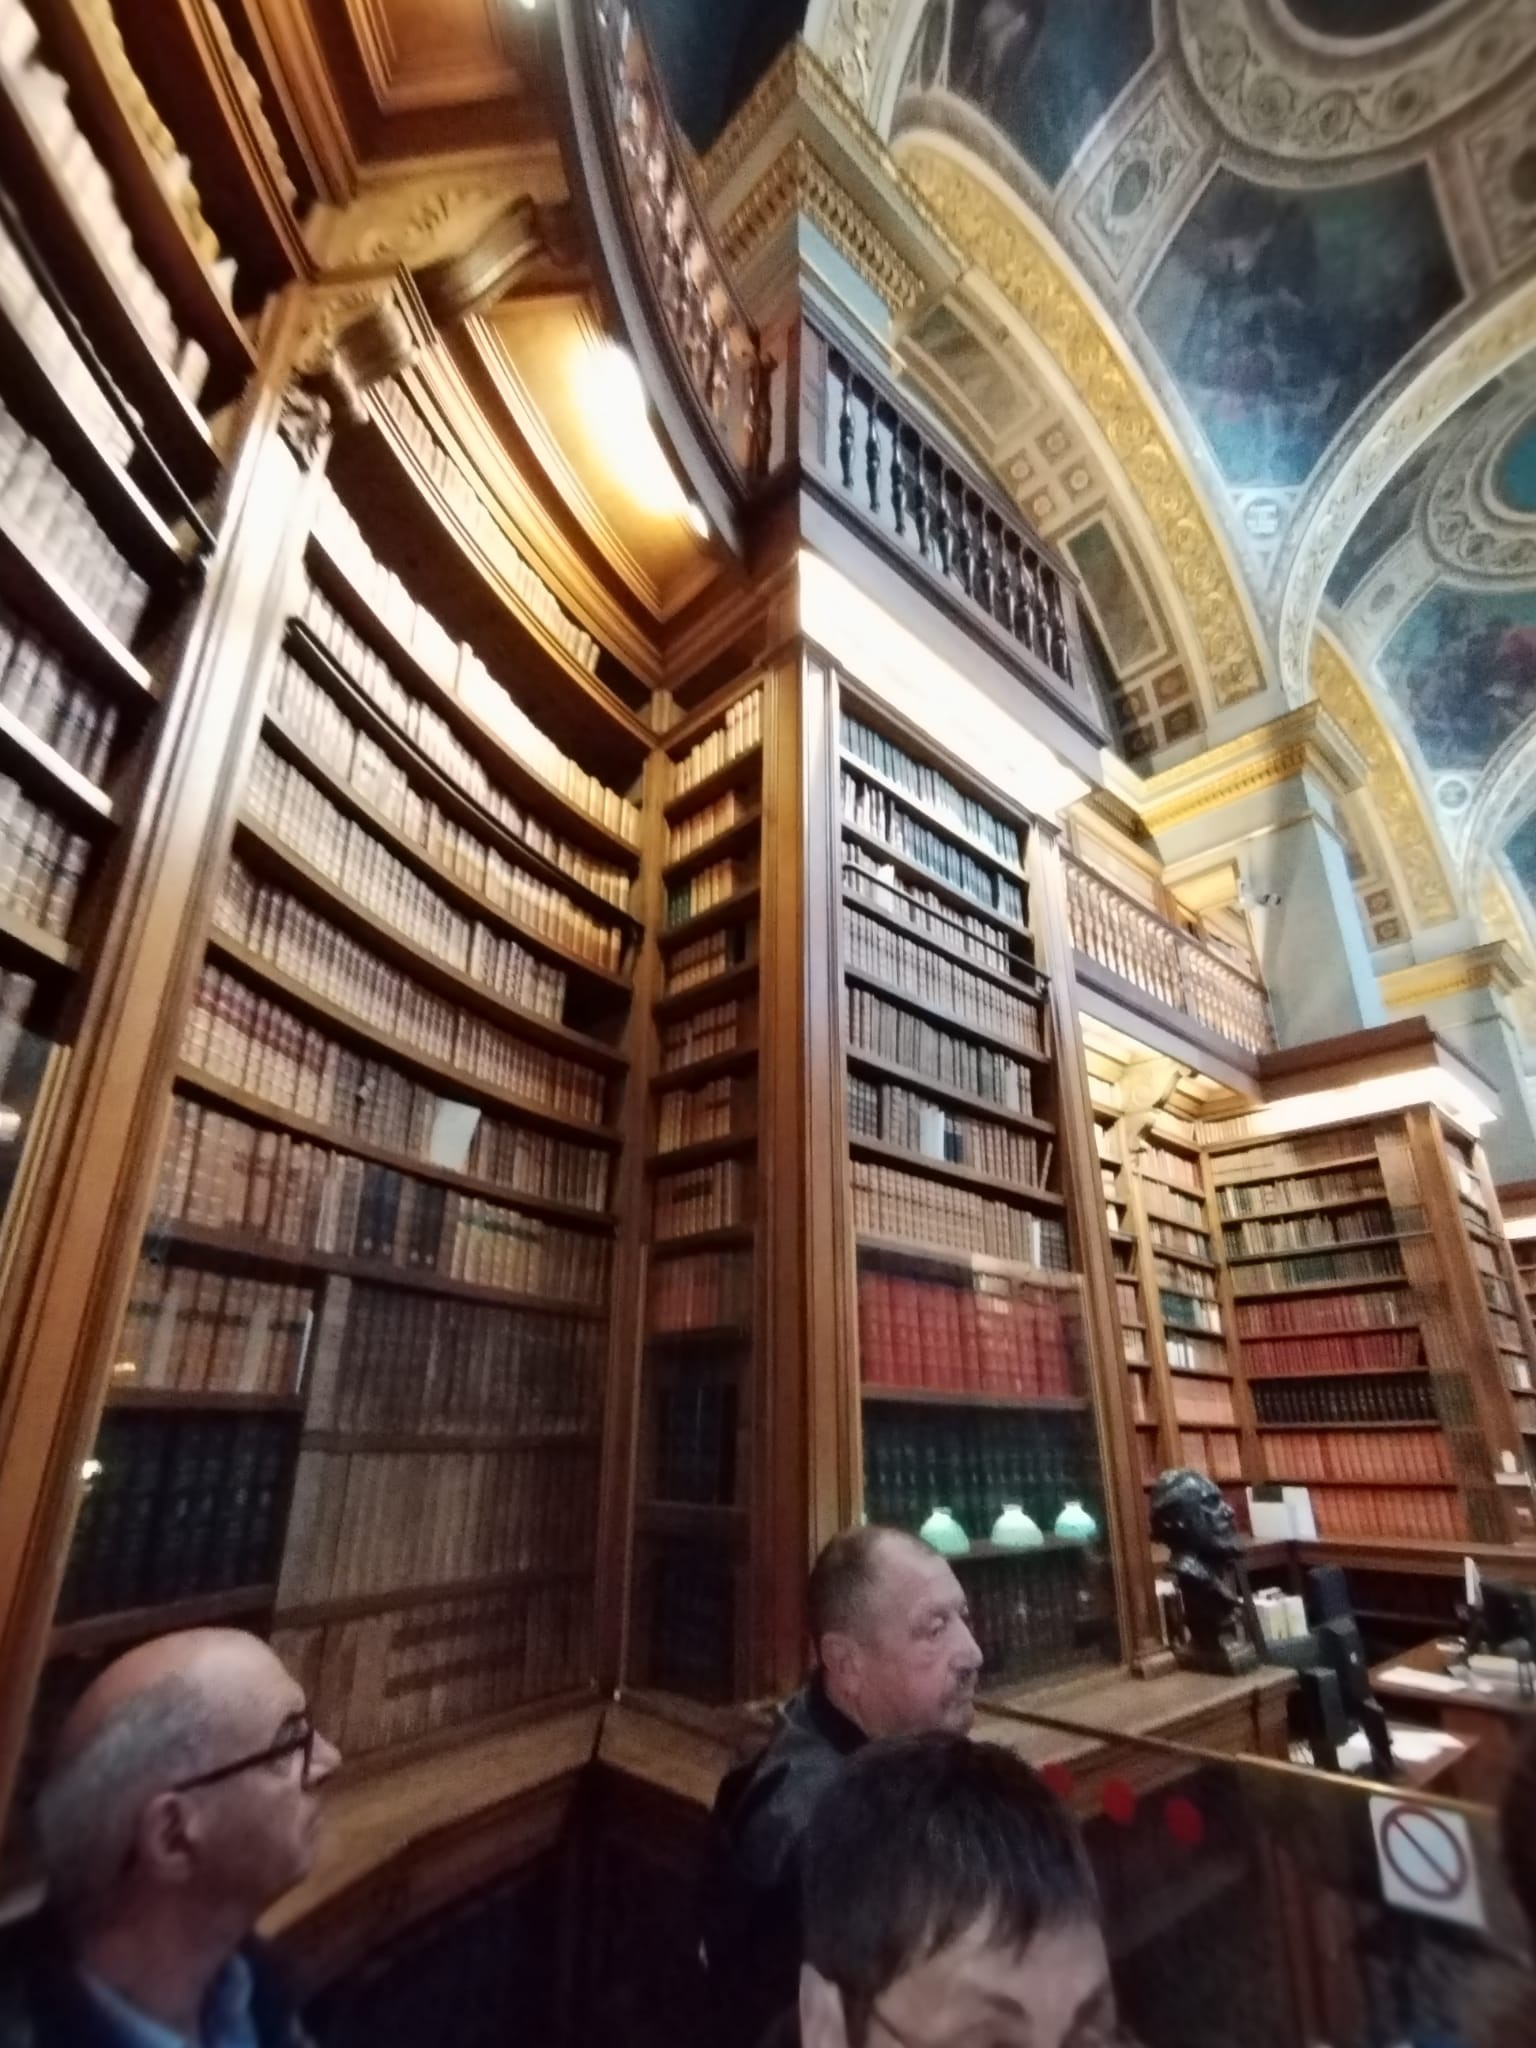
xmin=786 ymin=1673 xmax=867 ymax=1758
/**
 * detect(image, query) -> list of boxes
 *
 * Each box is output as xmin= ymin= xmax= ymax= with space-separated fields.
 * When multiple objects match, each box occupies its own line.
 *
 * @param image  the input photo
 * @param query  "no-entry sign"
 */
xmin=1369 ymin=1796 xmax=1486 ymax=1931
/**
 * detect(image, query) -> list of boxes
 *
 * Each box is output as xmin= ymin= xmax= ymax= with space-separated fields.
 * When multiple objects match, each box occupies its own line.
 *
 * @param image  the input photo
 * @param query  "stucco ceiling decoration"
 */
xmin=1424 ymin=373 xmax=1536 ymax=582
xmin=900 ymin=139 xmax=1267 ymax=708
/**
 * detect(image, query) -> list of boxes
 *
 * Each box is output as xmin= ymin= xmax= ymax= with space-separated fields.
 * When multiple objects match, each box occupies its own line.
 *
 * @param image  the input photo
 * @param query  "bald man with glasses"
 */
xmin=0 ymin=1629 xmax=339 ymax=2048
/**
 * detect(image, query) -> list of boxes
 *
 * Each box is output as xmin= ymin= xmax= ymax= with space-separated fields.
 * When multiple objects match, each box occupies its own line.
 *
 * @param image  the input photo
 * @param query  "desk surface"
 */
xmin=1372 ymin=1637 xmax=1536 ymax=1721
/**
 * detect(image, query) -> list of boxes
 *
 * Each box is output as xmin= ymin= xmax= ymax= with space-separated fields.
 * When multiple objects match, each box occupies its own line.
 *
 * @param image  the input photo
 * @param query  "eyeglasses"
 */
xmin=170 ymin=1714 xmax=317 ymax=1794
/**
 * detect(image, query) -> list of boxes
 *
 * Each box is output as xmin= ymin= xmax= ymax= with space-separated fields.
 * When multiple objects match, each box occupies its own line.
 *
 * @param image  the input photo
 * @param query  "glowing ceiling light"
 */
xmin=580 ymin=340 xmax=701 ymax=530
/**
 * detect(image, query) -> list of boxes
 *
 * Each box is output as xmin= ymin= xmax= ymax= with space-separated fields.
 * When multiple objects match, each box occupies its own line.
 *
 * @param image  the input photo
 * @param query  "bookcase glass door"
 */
xmin=835 ymin=674 xmax=1121 ymax=1687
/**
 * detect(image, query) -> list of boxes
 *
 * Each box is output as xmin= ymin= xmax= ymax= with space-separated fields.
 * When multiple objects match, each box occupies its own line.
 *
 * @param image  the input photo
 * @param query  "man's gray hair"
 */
xmin=34 ymin=1675 xmax=216 ymax=1923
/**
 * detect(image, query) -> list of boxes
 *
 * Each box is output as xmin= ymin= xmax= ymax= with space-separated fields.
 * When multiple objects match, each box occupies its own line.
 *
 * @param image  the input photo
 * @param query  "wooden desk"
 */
xmin=1372 ymin=1637 xmax=1534 ymax=1803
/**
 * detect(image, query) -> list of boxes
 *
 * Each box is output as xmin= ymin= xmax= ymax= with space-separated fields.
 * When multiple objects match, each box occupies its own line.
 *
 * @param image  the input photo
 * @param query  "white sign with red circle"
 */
xmin=1369 ymin=1797 xmax=1486 ymax=1931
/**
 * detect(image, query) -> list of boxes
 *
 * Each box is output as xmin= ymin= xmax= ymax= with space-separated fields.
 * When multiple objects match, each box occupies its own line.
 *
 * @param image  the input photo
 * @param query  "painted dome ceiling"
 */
xmin=797 ymin=0 xmax=1536 ymax=950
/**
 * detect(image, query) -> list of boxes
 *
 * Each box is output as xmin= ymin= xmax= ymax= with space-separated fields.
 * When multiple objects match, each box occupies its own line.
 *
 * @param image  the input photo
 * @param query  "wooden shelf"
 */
xmin=651 ymin=1044 xmax=759 ymax=1092
xmin=302 ymin=1429 xmax=600 ymax=1457
xmin=648 ymin=1224 xmax=755 ymax=1257
xmin=1216 ymin=1188 xmax=1389 ymax=1227
xmin=662 ymin=806 xmax=763 ymax=885
xmin=839 ymin=751 xmax=1025 ymax=881
xmin=844 ymin=1046 xmax=1052 ymax=1136
xmin=0 ymin=262 xmax=187 ymax=580
xmin=1224 ymin=1233 xmax=1408 ymax=1266
xmin=653 ymin=960 xmax=759 ymax=1023
xmin=1232 ymin=1318 xmax=1417 ymax=1341
xmin=204 ymin=930 xmax=619 ymax=1146
xmin=856 ymin=1231 xmax=1079 ymax=1291
xmin=277 ymin=1563 xmax=590 ymax=1631
xmin=106 ymin=1384 xmax=304 ymax=1413
xmin=0 ymin=503 xmax=158 ymax=706
xmin=232 ymin=813 xmax=626 ymax=1074
xmin=0 ymin=701 xmax=115 ymax=830
xmin=51 ymin=1584 xmax=274 ymax=1659
xmin=32 ymin=0 xmax=255 ymax=395
xmin=840 ymin=817 xmax=1028 ymax=938
xmin=261 ymin=711 xmax=631 ymax=1003
xmin=151 ymin=1219 xmax=611 ymax=1318
xmin=1232 ymin=1274 xmax=1410 ymax=1301
xmin=649 ymin=1131 xmax=757 ymax=1173
xmin=1261 ymin=1476 xmax=1456 ymax=1491
xmin=308 ymin=532 xmax=643 ymax=869
xmin=657 ymin=885 xmax=761 ymax=951
xmin=174 ymin=1064 xmax=618 ymax=1228
xmin=861 ymin=1385 xmax=1086 ymax=1412
xmin=1255 ymin=1419 xmax=1438 ymax=1433
xmin=663 ymin=745 xmax=761 ymax=820
xmin=1210 ymin=1152 xmax=1380 ymax=1186
xmin=645 ymin=1322 xmax=751 ymax=1349
xmin=844 ymin=964 xmax=1050 ymax=1066
xmin=0 ymin=900 xmax=80 ymax=975
xmin=1147 ymin=1245 xmax=1219 ymax=1273
xmin=841 ymin=885 xmax=1043 ymax=1004
xmin=847 ymin=1133 xmax=1063 ymax=1210
xmin=1135 ymin=1169 xmax=1208 ymax=1199
xmin=0 ymin=57 xmax=216 ymax=491
xmin=286 ymin=621 xmax=639 ymax=937
xmin=951 ymin=1537 xmax=1100 ymax=1564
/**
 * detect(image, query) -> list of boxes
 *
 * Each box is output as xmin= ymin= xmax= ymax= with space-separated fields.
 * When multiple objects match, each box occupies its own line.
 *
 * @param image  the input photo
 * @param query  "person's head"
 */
xmin=1148 ymin=1469 xmax=1239 ymax=1564
xmin=799 ymin=1733 xmax=1114 ymax=2048
xmin=34 ymin=1629 xmax=340 ymax=1942
xmin=1501 ymin=1719 xmax=1536 ymax=1944
xmin=810 ymin=1528 xmax=982 ymax=1738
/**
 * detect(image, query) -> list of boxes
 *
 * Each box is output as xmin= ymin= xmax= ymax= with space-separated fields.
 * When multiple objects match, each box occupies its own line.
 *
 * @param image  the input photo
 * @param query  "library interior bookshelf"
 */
xmin=7 ymin=0 xmax=1536 ymax=2009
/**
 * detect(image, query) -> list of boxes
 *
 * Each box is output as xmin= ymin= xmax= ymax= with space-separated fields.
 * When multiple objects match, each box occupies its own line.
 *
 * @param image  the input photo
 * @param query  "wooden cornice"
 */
xmin=1133 ymin=704 xmax=1368 ymax=838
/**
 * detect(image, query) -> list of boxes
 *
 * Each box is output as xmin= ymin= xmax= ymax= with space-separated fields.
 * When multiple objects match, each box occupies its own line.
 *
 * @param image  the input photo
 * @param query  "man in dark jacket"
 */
xmin=0 ymin=1628 xmax=340 ymax=2048
xmin=701 ymin=1526 xmax=983 ymax=2048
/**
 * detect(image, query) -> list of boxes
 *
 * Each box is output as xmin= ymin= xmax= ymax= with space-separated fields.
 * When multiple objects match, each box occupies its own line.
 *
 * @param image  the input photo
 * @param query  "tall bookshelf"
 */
xmin=1085 ymin=1063 xmax=1165 ymax=1492
xmin=41 ymin=368 xmax=651 ymax=1762
xmin=1438 ymin=1130 xmax=1536 ymax=1477
xmin=629 ymin=674 xmax=762 ymax=1702
xmin=833 ymin=680 xmax=1120 ymax=1687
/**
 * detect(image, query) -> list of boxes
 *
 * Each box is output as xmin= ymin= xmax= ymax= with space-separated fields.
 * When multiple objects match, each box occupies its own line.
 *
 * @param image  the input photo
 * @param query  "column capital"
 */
xmin=1134 ymin=704 xmax=1368 ymax=838
xmin=1379 ymin=940 xmax=1531 ymax=1011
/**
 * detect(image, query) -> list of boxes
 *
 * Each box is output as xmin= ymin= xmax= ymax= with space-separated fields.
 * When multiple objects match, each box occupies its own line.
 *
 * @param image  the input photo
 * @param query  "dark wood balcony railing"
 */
xmin=1063 ymin=853 xmax=1275 ymax=1059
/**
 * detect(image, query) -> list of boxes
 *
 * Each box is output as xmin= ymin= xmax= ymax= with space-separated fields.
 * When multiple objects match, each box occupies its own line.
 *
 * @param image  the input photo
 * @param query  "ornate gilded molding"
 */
xmin=1379 ymin=941 xmax=1529 ymax=1010
xmin=718 ymin=135 xmax=923 ymax=312
xmin=1134 ymin=702 xmax=1366 ymax=835
xmin=1309 ymin=633 xmax=1460 ymax=931
xmin=818 ymin=0 xmax=902 ymax=119
xmin=901 ymin=141 xmax=1264 ymax=709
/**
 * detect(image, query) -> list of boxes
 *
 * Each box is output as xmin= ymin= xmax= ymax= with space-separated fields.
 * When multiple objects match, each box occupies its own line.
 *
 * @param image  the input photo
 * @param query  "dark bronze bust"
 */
xmin=1149 ymin=1468 xmax=1259 ymax=1675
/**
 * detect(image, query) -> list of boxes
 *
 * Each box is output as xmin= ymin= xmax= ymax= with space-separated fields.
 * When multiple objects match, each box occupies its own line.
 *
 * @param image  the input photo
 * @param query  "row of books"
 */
xmin=1235 ymin=1288 xmax=1414 ymax=1337
xmin=1263 ymin=1427 xmax=1450 ymax=1486
xmin=58 ymin=1409 xmax=295 ymax=1621
xmin=665 ymin=922 xmax=751 ymax=995
xmin=1159 ymin=1289 xmax=1221 ymax=1334
xmin=653 ymin=1159 xmax=746 ymax=1240
xmin=665 ymin=857 xmax=751 ymax=927
xmin=1152 ymin=1255 xmax=1218 ymax=1303
xmin=1240 ymin=1327 xmax=1421 ymax=1378
xmin=1166 ymin=1330 xmax=1224 ymax=1370
xmin=862 ymin=1404 xmax=1097 ymax=1545
xmin=1222 ymin=1203 xmax=1395 ymax=1257
xmin=844 ymin=907 xmax=1043 ymax=1052
xmin=1137 ymin=1140 xmax=1203 ymax=1196
xmin=1309 ymin=1486 xmax=1468 ymax=1544
xmin=857 ymin=1266 xmax=1076 ymax=1398
xmin=1141 ymin=1183 xmax=1206 ymax=1231
xmin=644 ymin=1546 xmax=734 ymax=1702
xmin=277 ymin=1441 xmax=598 ymax=1607
xmin=1170 ymin=1378 xmax=1237 ymax=1428
xmin=271 ymin=649 xmax=624 ymax=972
xmin=183 ymin=965 xmax=611 ymax=1201
xmin=655 ymin=1372 xmax=737 ymax=1505
xmin=296 ymin=579 xmax=632 ymax=908
xmin=0 ymin=3 xmax=218 ymax=396
xmin=965 ymin=1553 xmax=1114 ymax=1686
xmin=649 ymin=1249 xmax=753 ymax=1332
xmin=841 ymin=772 xmax=1024 ymax=922
xmin=846 ymin=1075 xmax=1048 ymax=1186
xmin=1235 ymin=1245 xmax=1404 ymax=1294
xmin=845 ymin=985 xmax=1038 ymax=1110
xmin=840 ymin=712 xmax=1023 ymax=868
xmin=0 ymin=966 xmax=34 ymax=1085
xmin=1176 ymin=1430 xmax=1243 ymax=1484
xmin=308 ymin=493 xmax=632 ymax=846
xmin=0 ymin=772 xmax=88 ymax=937
xmin=306 ymin=1279 xmax=603 ymax=1439
xmin=1252 ymin=1375 xmax=1436 ymax=1427
xmin=0 ymin=210 xmax=132 ymax=467
xmin=1208 ymin=1124 xmax=1375 ymax=1180
xmin=1215 ymin=1165 xmax=1385 ymax=1217
xmin=659 ymin=998 xmax=745 ymax=1073
xmin=656 ymin=1075 xmax=751 ymax=1152
xmin=667 ymin=788 xmax=752 ymax=864
xmin=154 ymin=1101 xmax=610 ymax=1300
xmin=672 ymin=688 xmax=761 ymax=796
xmin=0 ymin=605 xmax=120 ymax=786
xmin=1147 ymin=1219 xmax=1210 ymax=1263
xmin=844 ymin=857 xmax=1021 ymax=982
xmin=213 ymin=863 xmax=607 ymax=1123
xmin=246 ymin=743 xmax=568 ymax=1021
xmin=852 ymin=1159 xmax=1070 ymax=1270
xmin=274 ymin=1579 xmax=594 ymax=1759
xmin=115 ymin=1257 xmax=312 ymax=1396
xmin=0 ymin=402 xmax=149 ymax=643
xmin=370 ymin=384 xmax=607 ymax=683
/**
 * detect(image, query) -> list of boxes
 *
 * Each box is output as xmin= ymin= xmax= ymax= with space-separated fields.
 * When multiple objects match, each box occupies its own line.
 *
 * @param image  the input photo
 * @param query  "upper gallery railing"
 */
xmin=1063 ymin=853 xmax=1275 ymax=1058
xmin=558 ymin=0 xmax=772 ymax=539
